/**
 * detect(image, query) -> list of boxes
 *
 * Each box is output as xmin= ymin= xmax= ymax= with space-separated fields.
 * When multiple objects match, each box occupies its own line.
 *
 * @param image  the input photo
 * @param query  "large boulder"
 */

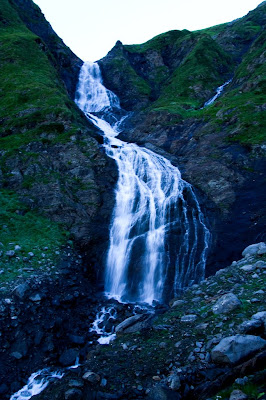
xmin=115 ymin=314 xmax=153 ymax=333
xmin=242 ymin=242 xmax=266 ymax=257
xmin=211 ymin=335 xmax=266 ymax=364
xmin=212 ymin=293 xmax=241 ymax=314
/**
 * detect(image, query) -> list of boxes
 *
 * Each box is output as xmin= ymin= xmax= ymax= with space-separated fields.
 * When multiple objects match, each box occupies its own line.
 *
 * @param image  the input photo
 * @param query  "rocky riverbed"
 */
xmin=0 ymin=242 xmax=265 ymax=400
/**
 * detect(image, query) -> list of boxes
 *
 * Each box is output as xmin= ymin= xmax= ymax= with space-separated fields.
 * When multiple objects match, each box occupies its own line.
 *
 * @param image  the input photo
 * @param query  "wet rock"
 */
xmin=212 ymin=293 xmax=241 ymax=314
xmin=59 ymin=349 xmax=78 ymax=366
xmin=82 ymin=371 xmax=101 ymax=384
xmin=68 ymin=334 xmax=85 ymax=345
xmin=211 ymin=335 xmax=266 ymax=364
xmin=65 ymin=388 xmax=83 ymax=400
xmin=115 ymin=314 xmax=153 ymax=333
xmin=242 ymin=242 xmax=266 ymax=257
xmin=229 ymin=389 xmax=248 ymax=400
xmin=181 ymin=314 xmax=197 ymax=322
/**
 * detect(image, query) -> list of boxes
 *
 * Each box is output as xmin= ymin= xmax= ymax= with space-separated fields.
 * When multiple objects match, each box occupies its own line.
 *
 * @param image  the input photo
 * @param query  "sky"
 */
xmin=33 ymin=0 xmax=262 ymax=62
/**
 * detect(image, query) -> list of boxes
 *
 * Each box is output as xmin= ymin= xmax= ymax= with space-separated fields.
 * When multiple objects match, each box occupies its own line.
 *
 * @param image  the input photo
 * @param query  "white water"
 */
xmin=10 ymin=369 xmax=64 ymax=400
xmin=203 ymin=79 xmax=232 ymax=107
xmin=75 ymin=61 xmax=210 ymax=305
xmin=89 ymin=306 xmax=117 ymax=344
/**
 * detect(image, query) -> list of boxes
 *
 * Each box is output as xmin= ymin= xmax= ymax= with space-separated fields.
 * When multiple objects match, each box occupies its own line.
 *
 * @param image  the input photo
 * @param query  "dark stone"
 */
xmin=0 ymin=383 xmax=8 ymax=394
xmin=147 ymin=386 xmax=180 ymax=400
xmin=64 ymin=388 xmax=83 ymax=400
xmin=68 ymin=334 xmax=85 ymax=345
xmin=59 ymin=349 xmax=79 ymax=366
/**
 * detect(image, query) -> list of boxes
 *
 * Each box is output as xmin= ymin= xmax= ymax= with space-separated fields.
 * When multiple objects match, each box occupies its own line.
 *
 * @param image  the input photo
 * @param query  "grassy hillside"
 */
xmin=0 ymin=0 xmax=113 ymax=283
xmin=0 ymin=0 xmax=86 ymax=155
xmin=100 ymin=2 xmax=266 ymax=145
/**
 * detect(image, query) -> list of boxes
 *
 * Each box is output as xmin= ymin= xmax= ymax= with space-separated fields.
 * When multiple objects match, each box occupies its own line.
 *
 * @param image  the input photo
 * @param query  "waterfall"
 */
xmin=203 ymin=79 xmax=232 ymax=108
xmin=75 ymin=61 xmax=210 ymax=305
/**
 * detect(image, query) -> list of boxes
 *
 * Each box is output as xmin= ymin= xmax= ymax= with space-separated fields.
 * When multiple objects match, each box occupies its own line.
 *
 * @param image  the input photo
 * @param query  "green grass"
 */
xmin=151 ymin=34 xmax=233 ymax=112
xmin=0 ymin=189 xmax=69 ymax=283
xmin=0 ymin=0 xmax=86 ymax=154
xmin=125 ymin=29 xmax=190 ymax=54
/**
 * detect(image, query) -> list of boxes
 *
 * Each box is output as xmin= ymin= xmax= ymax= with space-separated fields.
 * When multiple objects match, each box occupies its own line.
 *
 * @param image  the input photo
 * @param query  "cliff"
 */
xmin=99 ymin=3 xmax=266 ymax=273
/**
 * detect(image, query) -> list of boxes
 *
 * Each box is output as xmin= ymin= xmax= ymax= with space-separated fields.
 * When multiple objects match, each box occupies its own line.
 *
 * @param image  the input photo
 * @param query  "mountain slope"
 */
xmin=0 ymin=0 xmax=116 ymax=283
xmin=99 ymin=3 xmax=266 ymax=271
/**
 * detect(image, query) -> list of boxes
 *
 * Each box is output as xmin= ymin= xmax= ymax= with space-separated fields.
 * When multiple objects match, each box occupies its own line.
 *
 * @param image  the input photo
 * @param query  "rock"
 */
xmin=28 ymin=252 xmax=34 ymax=257
xmin=252 ymin=311 xmax=266 ymax=333
xmin=10 ymin=351 xmax=23 ymax=359
xmin=168 ymin=374 xmax=181 ymax=391
xmin=172 ymin=300 xmax=185 ymax=307
xmin=242 ymin=242 xmax=266 ymax=257
xmin=115 ymin=314 xmax=153 ymax=333
xmin=29 ymin=293 xmax=42 ymax=302
xmin=181 ymin=314 xmax=197 ymax=322
xmin=14 ymin=283 xmax=29 ymax=299
xmin=238 ymin=319 xmax=263 ymax=335
xmin=6 ymin=250 xmax=15 ymax=257
xmin=159 ymin=342 xmax=166 ymax=348
xmin=59 ymin=349 xmax=78 ymax=366
xmin=229 ymin=389 xmax=248 ymax=400
xmin=65 ymin=388 xmax=83 ymax=400
xmin=82 ymin=371 xmax=100 ymax=384
xmin=235 ymin=377 xmax=249 ymax=385
xmin=211 ymin=335 xmax=266 ymax=364
xmin=252 ymin=311 xmax=266 ymax=322
xmin=147 ymin=385 xmax=180 ymax=399
xmin=68 ymin=334 xmax=85 ymax=345
xmin=0 ymin=383 xmax=8 ymax=394
xmin=14 ymin=245 xmax=21 ymax=251
xmin=68 ymin=380 xmax=84 ymax=388
xmin=240 ymin=265 xmax=255 ymax=272
xmin=212 ymin=293 xmax=241 ymax=314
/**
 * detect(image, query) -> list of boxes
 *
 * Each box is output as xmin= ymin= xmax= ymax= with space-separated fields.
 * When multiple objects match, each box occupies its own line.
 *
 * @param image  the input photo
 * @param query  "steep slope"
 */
xmin=99 ymin=3 xmax=266 ymax=271
xmin=0 ymin=0 xmax=116 ymax=283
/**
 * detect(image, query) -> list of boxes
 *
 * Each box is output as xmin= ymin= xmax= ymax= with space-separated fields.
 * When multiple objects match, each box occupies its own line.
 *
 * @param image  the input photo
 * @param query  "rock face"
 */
xmin=212 ymin=293 xmax=241 ymax=314
xmin=99 ymin=3 xmax=266 ymax=273
xmin=211 ymin=335 xmax=266 ymax=364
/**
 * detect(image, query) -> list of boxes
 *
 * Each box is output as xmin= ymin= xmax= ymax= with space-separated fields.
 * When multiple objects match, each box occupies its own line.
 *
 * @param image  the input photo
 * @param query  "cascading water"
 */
xmin=203 ymin=79 xmax=232 ymax=108
xmin=75 ymin=61 xmax=210 ymax=305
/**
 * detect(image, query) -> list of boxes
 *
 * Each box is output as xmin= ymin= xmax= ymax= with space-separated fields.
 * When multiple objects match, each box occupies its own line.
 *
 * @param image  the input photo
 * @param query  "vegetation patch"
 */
xmin=0 ymin=189 xmax=69 ymax=283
